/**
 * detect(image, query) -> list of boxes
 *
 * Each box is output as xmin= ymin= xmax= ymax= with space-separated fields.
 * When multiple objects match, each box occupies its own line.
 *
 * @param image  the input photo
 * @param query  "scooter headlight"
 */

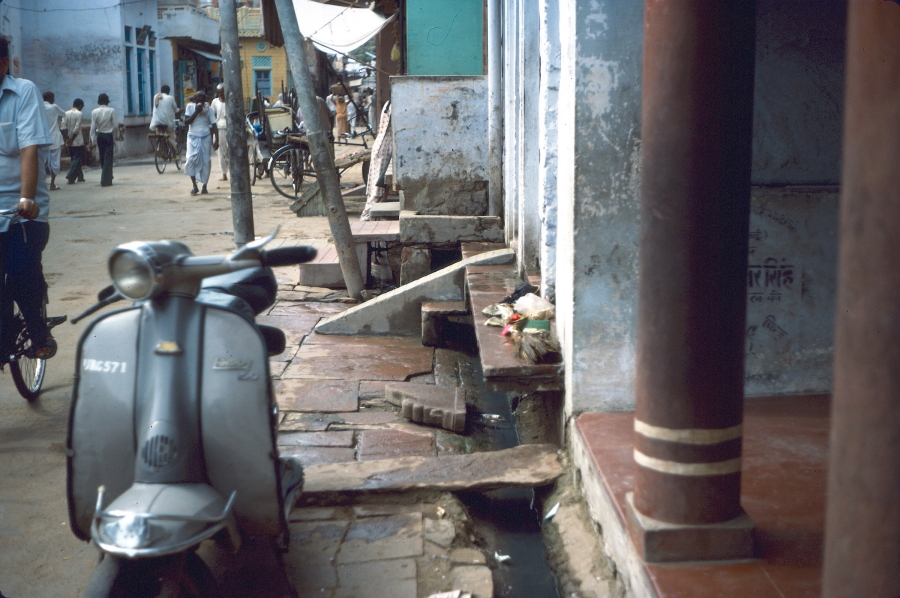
xmin=109 ymin=249 xmax=154 ymax=300
xmin=103 ymin=513 xmax=153 ymax=549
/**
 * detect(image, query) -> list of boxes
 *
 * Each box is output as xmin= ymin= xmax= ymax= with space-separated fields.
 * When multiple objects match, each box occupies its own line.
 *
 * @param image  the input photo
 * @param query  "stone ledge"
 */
xmin=400 ymin=211 xmax=504 ymax=245
xmin=303 ymin=444 xmax=562 ymax=494
xmin=386 ymin=381 xmax=467 ymax=433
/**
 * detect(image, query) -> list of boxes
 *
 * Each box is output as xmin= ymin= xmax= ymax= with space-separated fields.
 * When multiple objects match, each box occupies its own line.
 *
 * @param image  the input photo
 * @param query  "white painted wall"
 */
xmin=538 ymin=0 xmax=560 ymax=301
xmin=556 ymin=0 xmax=644 ymax=414
xmin=18 ymin=0 xmax=167 ymax=158
xmin=516 ymin=0 xmax=541 ymax=275
xmin=0 ymin=1 xmax=23 ymax=78
xmin=391 ymin=76 xmax=489 ymax=216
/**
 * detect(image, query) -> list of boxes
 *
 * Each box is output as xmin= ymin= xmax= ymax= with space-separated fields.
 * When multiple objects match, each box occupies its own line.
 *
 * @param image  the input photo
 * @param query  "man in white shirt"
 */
xmin=210 ymin=84 xmax=229 ymax=181
xmin=150 ymin=85 xmax=180 ymax=156
xmin=183 ymin=91 xmax=218 ymax=195
xmin=60 ymin=98 xmax=86 ymax=184
xmin=42 ymin=91 xmax=66 ymax=191
xmin=89 ymin=93 xmax=121 ymax=187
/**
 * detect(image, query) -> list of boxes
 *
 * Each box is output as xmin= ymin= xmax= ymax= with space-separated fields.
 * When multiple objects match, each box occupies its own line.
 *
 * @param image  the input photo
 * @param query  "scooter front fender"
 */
xmin=91 ymin=482 xmax=238 ymax=559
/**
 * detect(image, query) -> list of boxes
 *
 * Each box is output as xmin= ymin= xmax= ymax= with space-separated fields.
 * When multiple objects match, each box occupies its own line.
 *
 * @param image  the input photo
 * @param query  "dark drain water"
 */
xmin=445 ymin=323 xmax=561 ymax=598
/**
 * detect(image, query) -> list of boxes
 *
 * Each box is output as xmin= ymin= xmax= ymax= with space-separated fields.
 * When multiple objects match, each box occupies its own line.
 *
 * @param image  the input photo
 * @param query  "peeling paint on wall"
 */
xmin=392 ymin=76 xmax=489 ymax=216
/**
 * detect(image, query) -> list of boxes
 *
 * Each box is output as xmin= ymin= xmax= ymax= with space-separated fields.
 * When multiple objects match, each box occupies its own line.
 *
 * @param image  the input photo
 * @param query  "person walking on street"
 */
xmin=61 ymin=98 xmax=86 ymax=184
xmin=89 ymin=93 xmax=120 ymax=187
xmin=42 ymin=91 xmax=65 ymax=191
xmin=149 ymin=84 xmax=180 ymax=156
xmin=210 ymin=84 xmax=229 ymax=181
xmin=183 ymin=91 xmax=218 ymax=195
xmin=0 ymin=38 xmax=57 ymax=360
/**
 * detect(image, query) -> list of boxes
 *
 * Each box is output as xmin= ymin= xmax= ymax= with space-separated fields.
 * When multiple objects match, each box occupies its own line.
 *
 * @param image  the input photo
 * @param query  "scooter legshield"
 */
xmin=68 ymin=307 xmax=142 ymax=540
xmin=200 ymin=306 xmax=285 ymax=538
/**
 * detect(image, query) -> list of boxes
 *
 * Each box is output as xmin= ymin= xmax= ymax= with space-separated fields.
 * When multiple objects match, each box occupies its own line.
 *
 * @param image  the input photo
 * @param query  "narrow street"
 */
xmin=0 ymin=148 xmax=581 ymax=598
xmin=0 ymin=149 xmax=342 ymax=597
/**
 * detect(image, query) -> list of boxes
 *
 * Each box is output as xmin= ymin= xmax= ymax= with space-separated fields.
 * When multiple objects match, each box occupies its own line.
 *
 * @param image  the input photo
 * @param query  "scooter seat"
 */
xmin=201 ymin=267 xmax=277 ymax=316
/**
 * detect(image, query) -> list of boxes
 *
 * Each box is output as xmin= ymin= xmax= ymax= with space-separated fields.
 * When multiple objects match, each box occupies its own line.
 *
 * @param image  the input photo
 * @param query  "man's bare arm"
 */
xmin=17 ymin=145 xmax=40 ymax=219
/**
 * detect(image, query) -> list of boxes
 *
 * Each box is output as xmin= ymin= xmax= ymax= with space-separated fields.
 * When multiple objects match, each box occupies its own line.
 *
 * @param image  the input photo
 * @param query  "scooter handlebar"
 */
xmin=259 ymin=246 xmax=317 ymax=267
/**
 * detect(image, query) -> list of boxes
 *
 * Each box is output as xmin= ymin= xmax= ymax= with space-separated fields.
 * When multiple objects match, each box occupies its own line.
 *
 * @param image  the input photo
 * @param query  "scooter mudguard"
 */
xmin=91 ymin=482 xmax=238 ymax=559
xmin=68 ymin=304 xmax=285 ymax=541
xmin=68 ymin=307 xmax=141 ymax=540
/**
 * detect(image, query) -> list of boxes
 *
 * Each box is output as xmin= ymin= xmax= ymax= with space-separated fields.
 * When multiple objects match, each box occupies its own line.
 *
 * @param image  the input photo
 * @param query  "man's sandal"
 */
xmin=29 ymin=337 xmax=57 ymax=360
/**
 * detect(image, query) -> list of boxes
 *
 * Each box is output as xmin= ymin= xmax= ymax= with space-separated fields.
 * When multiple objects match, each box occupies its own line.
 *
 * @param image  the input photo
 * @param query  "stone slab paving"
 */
xmin=257 ymin=314 xmax=322 ymax=345
xmin=275 ymin=379 xmax=360 ymax=412
xmin=279 ymin=446 xmax=357 ymax=467
xmin=278 ymin=431 xmax=355 ymax=447
xmin=270 ymin=344 xmax=300 ymax=363
xmin=302 ymin=333 xmax=426 ymax=347
xmin=357 ymin=428 xmax=438 ymax=461
xmin=280 ymin=411 xmax=403 ymax=432
xmin=282 ymin=342 xmax=435 ymax=381
xmin=269 ymin=302 xmax=350 ymax=317
xmin=303 ymin=444 xmax=562 ymax=494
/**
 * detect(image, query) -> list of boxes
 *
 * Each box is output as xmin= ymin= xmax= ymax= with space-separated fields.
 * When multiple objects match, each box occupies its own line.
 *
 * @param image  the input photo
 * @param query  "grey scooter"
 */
xmin=66 ymin=231 xmax=315 ymax=597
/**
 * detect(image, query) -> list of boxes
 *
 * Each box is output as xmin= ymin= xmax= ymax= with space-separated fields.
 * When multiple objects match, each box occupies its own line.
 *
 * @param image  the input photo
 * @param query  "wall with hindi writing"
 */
xmin=744 ymin=187 xmax=839 ymax=396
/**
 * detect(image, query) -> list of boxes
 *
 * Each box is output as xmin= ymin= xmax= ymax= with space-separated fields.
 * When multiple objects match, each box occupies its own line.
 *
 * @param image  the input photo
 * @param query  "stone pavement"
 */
xmin=282 ymin=501 xmax=493 ymax=598
xmin=259 ymin=276 xmax=502 ymax=597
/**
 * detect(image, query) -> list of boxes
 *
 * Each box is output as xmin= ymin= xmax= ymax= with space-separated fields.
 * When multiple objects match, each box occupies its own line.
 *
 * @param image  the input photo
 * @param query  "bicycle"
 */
xmin=269 ymin=140 xmax=311 ymax=200
xmin=0 ymin=207 xmax=67 ymax=401
xmin=150 ymin=120 xmax=185 ymax=174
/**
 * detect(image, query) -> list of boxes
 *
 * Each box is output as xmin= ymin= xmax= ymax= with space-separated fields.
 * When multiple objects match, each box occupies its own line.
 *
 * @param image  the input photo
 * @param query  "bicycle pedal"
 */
xmin=47 ymin=315 xmax=68 ymax=328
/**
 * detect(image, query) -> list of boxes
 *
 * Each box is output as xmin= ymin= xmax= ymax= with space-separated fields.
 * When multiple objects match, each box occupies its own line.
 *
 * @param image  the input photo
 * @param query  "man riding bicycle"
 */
xmin=149 ymin=84 xmax=181 ymax=155
xmin=0 ymin=38 xmax=56 ymax=360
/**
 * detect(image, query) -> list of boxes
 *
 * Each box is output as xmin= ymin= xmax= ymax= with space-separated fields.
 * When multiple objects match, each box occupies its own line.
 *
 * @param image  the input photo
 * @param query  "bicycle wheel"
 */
xmin=174 ymin=139 xmax=182 ymax=170
xmin=154 ymin=138 xmax=167 ymax=174
xmin=250 ymin=159 xmax=257 ymax=186
xmin=270 ymin=145 xmax=308 ymax=200
xmin=9 ymin=309 xmax=46 ymax=401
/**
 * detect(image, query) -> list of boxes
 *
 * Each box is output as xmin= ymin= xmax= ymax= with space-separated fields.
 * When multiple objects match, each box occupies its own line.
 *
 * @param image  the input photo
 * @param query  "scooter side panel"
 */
xmin=201 ymin=307 xmax=284 ymax=537
xmin=67 ymin=307 xmax=141 ymax=540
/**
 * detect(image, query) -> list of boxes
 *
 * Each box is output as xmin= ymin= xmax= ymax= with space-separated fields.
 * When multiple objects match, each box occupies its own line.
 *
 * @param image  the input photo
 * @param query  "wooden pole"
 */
xmin=272 ymin=0 xmax=364 ymax=300
xmin=219 ymin=0 xmax=255 ymax=247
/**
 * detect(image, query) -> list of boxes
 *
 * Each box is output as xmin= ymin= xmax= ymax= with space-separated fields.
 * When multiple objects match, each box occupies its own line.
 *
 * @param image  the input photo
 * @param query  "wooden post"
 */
xmin=272 ymin=0 xmax=364 ymax=300
xmin=219 ymin=0 xmax=254 ymax=247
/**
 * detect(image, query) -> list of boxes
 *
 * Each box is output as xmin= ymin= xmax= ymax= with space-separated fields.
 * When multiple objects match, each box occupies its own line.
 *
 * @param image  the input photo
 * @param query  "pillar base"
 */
xmin=625 ymin=492 xmax=754 ymax=563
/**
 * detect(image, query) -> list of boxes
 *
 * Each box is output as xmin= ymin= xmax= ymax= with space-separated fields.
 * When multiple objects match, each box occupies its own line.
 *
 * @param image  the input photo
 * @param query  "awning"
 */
xmin=294 ymin=0 xmax=394 ymax=54
xmin=190 ymin=49 xmax=222 ymax=62
xmin=260 ymin=0 xmax=393 ymax=54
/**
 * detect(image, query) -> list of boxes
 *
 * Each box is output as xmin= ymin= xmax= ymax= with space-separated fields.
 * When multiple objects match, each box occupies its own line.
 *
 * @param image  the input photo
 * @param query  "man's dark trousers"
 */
xmin=97 ymin=132 xmax=114 ymax=186
xmin=0 ymin=221 xmax=50 ymax=356
xmin=66 ymin=145 xmax=86 ymax=183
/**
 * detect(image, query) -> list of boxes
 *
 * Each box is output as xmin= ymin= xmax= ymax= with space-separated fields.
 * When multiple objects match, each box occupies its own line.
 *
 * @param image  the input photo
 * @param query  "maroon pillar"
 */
xmin=634 ymin=0 xmax=756 ymax=526
xmin=823 ymin=3 xmax=900 ymax=597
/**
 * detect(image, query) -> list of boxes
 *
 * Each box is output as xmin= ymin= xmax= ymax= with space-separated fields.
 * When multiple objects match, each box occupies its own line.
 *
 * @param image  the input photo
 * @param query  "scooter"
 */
xmin=66 ymin=230 xmax=315 ymax=597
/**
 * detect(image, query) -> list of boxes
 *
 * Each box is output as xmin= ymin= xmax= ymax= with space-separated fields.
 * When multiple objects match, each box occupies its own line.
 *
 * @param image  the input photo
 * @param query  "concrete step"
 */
xmin=314 ymin=247 xmax=514 ymax=336
xmin=369 ymin=200 xmax=401 ymax=221
xmin=421 ymin=300 xmax=469 ymax=347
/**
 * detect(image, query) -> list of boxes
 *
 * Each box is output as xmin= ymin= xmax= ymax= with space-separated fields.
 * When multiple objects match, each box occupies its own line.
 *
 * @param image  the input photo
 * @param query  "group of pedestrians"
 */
xmin=40 ymin=91 xmax=121 ymax=189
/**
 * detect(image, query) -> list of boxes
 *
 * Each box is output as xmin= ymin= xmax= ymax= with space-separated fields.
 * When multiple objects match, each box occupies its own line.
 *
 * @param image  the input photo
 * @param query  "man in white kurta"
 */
xmin=183 ymin=91 xmax=218 ymax=195
xmin=42 ymin=91 xmax=66 ymax=190
xmin=210 ymin=84 xmax=228 ymax=181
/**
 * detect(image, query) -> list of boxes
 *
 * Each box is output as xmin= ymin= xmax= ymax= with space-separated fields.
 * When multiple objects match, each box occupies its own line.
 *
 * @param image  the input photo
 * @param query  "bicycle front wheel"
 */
xmin=9 ymin=311 xmax=46 ymax=401
xmin=270 ymin=145 xmax=308 ymax=200
xmin=154 ymin=138 xmax=167 ymax=174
